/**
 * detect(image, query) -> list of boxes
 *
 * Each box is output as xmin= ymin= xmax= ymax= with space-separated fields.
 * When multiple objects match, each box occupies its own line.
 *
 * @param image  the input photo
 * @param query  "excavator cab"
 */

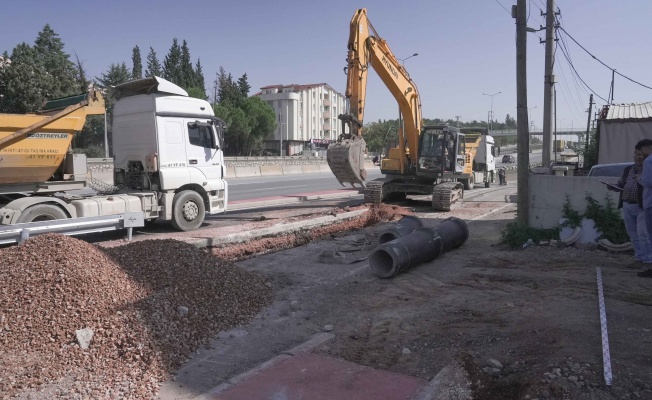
xmin=326 ymin=114 xmax=367 ymax=187
xmin=417 ymin=125 xmax=465 ymax=178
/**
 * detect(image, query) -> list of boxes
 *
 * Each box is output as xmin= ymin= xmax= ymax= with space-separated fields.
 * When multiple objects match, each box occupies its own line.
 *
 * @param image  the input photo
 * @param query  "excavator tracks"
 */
xmin=432 ymin=182 xmax=464 ymax=211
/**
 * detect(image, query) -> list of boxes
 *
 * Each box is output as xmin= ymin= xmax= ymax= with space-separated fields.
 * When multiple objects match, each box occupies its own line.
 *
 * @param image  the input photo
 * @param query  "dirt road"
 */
xmin=160 ymin=185 xmax=651 ymax=399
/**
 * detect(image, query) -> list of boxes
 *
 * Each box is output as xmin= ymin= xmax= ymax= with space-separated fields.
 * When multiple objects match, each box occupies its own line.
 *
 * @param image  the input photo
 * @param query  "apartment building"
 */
xmin=256 ymin=83 xmax=347 ymax=156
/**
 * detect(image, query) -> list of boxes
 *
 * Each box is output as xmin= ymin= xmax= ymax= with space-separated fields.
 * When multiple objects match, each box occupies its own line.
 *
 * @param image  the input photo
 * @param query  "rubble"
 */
xmin=0 ymin=234 xmax=271 ymax=398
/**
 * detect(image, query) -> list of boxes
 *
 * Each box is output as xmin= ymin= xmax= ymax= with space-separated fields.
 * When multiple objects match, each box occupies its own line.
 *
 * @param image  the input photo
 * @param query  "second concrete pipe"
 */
xmin=369 ymin=217 xmax=469 ymax=278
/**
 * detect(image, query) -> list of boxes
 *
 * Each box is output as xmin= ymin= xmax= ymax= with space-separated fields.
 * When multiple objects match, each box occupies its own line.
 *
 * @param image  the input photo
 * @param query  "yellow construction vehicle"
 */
xmin=328 ymin=9 xmax=497 ymax=210
xmin=0 ymin=89 xmax=105 ymax=184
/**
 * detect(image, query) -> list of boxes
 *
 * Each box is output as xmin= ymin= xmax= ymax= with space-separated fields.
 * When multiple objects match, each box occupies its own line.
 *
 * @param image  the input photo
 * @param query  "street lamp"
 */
xmin=482 ymin=91 xmax=501 ymax=132
xmin=398 ymin=53 xmax=418 ymax=66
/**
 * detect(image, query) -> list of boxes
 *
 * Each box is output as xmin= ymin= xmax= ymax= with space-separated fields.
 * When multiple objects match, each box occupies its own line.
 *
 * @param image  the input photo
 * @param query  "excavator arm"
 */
xmin=328 ymin=8 xmax=423 ymax=186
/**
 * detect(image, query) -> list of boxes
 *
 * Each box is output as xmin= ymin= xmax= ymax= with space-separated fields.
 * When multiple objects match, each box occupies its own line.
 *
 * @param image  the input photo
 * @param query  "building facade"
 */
xmin=256 ymin=83 xmax=347 ymax=156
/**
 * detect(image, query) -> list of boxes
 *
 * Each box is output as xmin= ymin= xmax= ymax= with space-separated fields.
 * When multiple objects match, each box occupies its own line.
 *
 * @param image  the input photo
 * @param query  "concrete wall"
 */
xmin=529 ymin=175 xmax=619 ymax=229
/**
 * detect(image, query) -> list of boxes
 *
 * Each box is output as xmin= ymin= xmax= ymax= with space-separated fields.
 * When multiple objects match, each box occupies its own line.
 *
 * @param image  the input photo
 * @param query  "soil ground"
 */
xmin=160 ymin=190 xmax=652 ymax=400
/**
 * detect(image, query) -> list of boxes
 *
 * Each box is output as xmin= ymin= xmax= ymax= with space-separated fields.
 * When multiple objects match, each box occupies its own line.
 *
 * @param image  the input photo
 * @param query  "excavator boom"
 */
xmin=327 ymin=8 xmax=422 ymax=187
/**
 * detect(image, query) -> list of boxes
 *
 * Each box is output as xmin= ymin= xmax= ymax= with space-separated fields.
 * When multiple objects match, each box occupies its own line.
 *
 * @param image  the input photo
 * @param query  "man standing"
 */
xmin=608 ymin=142 xmax=652 ymax=268
xmin=636 ymin=139 xmax=652 ymax=278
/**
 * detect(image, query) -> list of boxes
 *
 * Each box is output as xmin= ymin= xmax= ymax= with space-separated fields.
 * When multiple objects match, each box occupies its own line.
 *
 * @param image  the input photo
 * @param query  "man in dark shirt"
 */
xmin=609 ymin=143 xmax=652 ymax=268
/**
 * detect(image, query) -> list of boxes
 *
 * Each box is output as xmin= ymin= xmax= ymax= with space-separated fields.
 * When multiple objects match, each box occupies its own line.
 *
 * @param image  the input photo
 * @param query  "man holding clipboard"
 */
xmin=603 ymin=140 xmax=652 ymax=271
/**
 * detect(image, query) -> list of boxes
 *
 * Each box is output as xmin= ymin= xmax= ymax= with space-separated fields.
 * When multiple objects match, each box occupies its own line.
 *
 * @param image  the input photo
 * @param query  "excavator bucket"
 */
xmin=327 ymin=137 xmax=367 ymax=187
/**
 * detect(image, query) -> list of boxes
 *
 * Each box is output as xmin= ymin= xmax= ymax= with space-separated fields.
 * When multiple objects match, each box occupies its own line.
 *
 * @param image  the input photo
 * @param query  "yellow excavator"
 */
xmin=327 ymin=8 xmax=493 ymax=210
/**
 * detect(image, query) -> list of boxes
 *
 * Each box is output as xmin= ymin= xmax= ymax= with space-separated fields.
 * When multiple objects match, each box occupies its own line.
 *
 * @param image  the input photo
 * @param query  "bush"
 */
xmin=501 ymin=222 xmax=559 ymax=249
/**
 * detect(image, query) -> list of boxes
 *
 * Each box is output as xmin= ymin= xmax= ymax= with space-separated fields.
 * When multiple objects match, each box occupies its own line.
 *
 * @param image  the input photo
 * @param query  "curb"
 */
xmin=192 ymin=333 xmax=335 ymax=400
xmin=228 ymin=190 xmax=362 ymax=211
xmin=184 ymin=209 xmax=368 ymax=248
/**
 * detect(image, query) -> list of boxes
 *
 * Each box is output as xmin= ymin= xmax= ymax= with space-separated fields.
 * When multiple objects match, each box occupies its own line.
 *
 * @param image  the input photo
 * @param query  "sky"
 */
xmin=2 ymin=0 xmax=651 ymax=133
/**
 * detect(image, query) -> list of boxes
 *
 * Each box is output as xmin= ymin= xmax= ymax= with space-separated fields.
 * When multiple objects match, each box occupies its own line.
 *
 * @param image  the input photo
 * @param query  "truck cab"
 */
xmin=111 ymin=77 xmax=228 ymax=230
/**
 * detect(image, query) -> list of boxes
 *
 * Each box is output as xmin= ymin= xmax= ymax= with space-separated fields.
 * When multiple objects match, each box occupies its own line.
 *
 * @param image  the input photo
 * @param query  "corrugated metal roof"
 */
xmin=605 ymin=102 xmax=652 ymax=120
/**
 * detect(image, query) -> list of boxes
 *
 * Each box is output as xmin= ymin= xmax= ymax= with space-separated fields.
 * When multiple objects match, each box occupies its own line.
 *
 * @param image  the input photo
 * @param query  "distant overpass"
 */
xmin=489 ymin=128 xmax=587 ymax=138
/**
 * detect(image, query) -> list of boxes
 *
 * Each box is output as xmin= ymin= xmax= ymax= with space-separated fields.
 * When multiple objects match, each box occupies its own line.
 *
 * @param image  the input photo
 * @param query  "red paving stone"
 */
xmin=210 ymin=352 xmax=427 ymax=400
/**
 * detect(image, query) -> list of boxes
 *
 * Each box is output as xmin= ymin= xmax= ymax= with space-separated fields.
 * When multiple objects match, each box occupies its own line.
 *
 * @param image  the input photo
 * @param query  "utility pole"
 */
xmin=584 ymin=94 xmax=594 ymax=163
xmin=514 ymin=0 xmax=529 ymax=227
xmin=541 ymin=0 xmax=556 ymax=167
xmin=455 ymin=115 xmax=461 ymax=127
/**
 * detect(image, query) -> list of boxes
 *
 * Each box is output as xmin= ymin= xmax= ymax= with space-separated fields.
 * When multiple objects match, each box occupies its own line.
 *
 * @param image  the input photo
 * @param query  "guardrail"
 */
xmin=0 ymin=212 xmax=144 ymax=245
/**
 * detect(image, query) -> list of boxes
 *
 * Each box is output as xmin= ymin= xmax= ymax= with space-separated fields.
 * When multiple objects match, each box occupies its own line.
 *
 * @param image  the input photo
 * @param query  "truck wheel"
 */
xmin=462 ymin=176 xmax=474 ymax=190
xmin=171 ymin=190 xmax=205 ymax=231
xmin=17 ymin=204 xmax=68 ymax=223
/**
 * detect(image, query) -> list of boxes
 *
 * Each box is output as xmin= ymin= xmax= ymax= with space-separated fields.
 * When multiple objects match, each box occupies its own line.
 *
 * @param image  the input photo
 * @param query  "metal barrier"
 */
xmin=0 ymin=212 xmax=144 ymax=245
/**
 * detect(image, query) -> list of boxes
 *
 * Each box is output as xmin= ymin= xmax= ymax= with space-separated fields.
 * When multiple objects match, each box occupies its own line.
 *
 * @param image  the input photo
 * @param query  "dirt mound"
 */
xmin=212 ymin=204 xmax=412 ymax=260
xmin=0 ymin=234 xmax=271 ymax=398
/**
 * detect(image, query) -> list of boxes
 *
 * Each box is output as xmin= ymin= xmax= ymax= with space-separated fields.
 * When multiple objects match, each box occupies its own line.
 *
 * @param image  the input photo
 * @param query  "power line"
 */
xmin=557 ymin=25 xmax=652 ymax=91
xmin=493 ymin=0 xmax=512 ymax=15
xmin=556 ymin=38 xmax=608 ymax=102
xmin=556 ymin=15 xmax=591 ymax=108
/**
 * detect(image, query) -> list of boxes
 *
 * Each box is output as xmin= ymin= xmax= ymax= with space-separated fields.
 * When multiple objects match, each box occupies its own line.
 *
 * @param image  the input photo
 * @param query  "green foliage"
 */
xmin=34 ymin=25 xmax=78 ymax=98
xmin=162 ymin=38 xmax=182 ymax=83
xmin=216 ymin=67 xmax=241 ymax=106
xmin=501 ymin=222 xmax=559 ymax=249
xmin=237 ymin=73 xmax=251 ymax=97
xmin=0 ymin=25 xmax=80 ymax=113
xmin=562 ymin=196 xmax=583 ymax=228
xmin=215 ymin=96 xmax=276 ymax=156
xmin=362 ymin=121 xmax=397 ymax=153
xmin=575 ymin=129 xmax=598 ymax=169
xmin=584 ymin=194 xmax=629 ymax=244
xmin=145 ymin=46 xmax=161 ymax=77
xmin=131 ymin=45 xmax=142 ymax=79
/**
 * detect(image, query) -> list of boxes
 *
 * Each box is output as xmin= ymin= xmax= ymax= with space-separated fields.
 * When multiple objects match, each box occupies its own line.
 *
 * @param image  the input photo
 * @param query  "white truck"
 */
xmin=459 ymin=128 xmax=497 ymax=188
xmin=0 ymin=76 xmax=228 ymax=236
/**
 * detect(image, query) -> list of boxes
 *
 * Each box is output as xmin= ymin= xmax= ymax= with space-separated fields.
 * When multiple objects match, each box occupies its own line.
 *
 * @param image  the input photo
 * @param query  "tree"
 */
xmin=162 ymin=38 xmax=181 ymax=84
xmin=96 ymin=62 xmax=130 ymax=88
xmin=504 ymin=114 xmax=517 ymax=129
xmin=179 ymin=40 xmax=194 ymax=88
xmin=214 ymin=96 xmax=276 ymax=156
xmin=73 ymin=52 xmax=89 ymax=92
xmin=131 ymin=45 xmax=142 ymax=79
xmin=94 ymin=63 xmax=131 ymax=156
xmin=0 ymin=43 xmax=51 ymax=113
xmin=362 ymin=121 xmax=398 ymax=153
xmin=34 ymin=24 xmax=77 ymax=99
xmin=145 ymin=47 xmax=161 ymax=77
xmin=216 ymin=67 xmax=241 ymax=106
xmin=193 ymin=58 xmax=206 ymax=98
xmin=237 ymin=73 xmax=251 ymax=98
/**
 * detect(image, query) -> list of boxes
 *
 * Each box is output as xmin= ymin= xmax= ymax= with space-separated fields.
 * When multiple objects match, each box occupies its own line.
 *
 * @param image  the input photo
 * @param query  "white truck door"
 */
xmin=183 ymin=119 xmax=223 ymax=188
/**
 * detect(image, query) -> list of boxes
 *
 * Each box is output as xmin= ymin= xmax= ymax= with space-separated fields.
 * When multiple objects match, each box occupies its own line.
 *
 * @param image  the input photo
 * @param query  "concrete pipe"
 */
xmin=369 ymin=217 xmax=469 ymax=278
xmin=378 ymin=215 xmax=423 ymax=244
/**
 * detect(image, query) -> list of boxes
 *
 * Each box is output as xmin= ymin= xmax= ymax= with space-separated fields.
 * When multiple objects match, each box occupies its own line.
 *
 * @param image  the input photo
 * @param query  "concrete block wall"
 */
xmin=529 ymin=175 xmax=619 ymax=229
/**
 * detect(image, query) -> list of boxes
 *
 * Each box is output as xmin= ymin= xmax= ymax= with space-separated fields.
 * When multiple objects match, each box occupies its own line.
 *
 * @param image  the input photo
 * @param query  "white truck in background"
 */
xmin=459 ymin=127 xmax=497 ymax=188
xmin=0 ymin=76 xmax=228 ymax=236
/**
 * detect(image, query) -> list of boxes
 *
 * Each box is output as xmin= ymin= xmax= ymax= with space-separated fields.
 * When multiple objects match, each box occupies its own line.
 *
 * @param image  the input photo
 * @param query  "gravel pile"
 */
xmin=0 ymin=234 xmax=271 ymax=399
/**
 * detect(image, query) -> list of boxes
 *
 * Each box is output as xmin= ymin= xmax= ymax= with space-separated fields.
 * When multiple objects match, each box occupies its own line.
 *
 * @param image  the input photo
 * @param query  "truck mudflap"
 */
xmin=326 ymin=137 xmax=367 ymax=188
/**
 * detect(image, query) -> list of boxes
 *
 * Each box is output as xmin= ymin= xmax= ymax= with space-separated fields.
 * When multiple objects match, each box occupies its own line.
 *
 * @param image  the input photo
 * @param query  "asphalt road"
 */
xmin=228 ymin=169 xmax=385 ymax=202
